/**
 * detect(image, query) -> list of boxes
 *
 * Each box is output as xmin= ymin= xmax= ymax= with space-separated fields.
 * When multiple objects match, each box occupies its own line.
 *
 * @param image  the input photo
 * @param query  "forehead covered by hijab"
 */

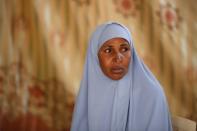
xmin=97 ymin=23 xmax=132 ymax=50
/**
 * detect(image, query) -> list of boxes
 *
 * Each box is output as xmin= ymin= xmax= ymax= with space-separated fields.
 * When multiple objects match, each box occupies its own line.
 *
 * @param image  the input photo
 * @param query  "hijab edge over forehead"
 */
xmin=89 ymin=22 xmax=133 ymax=54
xmin=98 ymin=22 xmax=132 ymax=48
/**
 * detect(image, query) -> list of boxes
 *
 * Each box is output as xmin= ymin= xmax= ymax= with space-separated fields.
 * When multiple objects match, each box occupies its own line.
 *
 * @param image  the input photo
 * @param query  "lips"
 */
xmin=111 ymin=67 xmax=124 ymax=74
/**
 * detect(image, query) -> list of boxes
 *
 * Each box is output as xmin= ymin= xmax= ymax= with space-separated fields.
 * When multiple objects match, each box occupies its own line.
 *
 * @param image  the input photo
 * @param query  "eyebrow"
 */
xmin=102 ymin=42 xmax=130 ymax=48
xmin=120 ymin=43 xmax=130 ymax=47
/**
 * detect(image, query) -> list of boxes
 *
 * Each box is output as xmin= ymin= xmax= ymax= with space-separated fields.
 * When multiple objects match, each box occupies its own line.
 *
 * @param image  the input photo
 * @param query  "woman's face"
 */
xmin=98 ymin=38 xmax=131 ymax=80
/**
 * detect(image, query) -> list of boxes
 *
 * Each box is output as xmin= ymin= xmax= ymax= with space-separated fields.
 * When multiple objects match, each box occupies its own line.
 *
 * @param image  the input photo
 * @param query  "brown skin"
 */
xmin=98 ymin=38 xmax=131 ymax=80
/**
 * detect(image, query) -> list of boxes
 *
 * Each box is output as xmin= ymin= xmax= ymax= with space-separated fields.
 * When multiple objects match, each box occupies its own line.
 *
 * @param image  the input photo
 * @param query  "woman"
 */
xmin=71 ymin=22 xmax=172 ymax=131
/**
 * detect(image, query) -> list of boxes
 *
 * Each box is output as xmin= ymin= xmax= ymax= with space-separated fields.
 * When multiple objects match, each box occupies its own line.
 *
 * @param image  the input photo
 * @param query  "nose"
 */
xmin=113 ymin=53 xmax=123 ymax=63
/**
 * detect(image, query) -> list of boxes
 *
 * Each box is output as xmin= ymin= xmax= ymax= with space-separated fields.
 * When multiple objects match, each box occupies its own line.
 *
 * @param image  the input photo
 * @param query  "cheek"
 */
xmin=101 ymin=57 xmax=112 ymax=68
xmin=123 ymin=53 xmax=131 ymax=66
xmin=99 ymin=56 xmax=112 ymax=72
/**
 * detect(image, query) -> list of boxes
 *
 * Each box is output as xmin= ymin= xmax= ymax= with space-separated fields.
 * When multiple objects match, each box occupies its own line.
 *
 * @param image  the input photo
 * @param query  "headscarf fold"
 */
xmin=71 ymin=22 xmax=172 ymax=131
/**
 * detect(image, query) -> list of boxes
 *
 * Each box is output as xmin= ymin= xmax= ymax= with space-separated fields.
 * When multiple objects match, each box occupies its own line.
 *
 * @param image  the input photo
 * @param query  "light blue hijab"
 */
xmin=71 ymin=22 xmax=172 ymax=131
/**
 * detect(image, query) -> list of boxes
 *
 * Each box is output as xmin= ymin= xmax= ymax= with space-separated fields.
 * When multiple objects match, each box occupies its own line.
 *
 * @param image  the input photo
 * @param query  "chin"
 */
xmin=110 ymin=75 xmax=124 ymax=80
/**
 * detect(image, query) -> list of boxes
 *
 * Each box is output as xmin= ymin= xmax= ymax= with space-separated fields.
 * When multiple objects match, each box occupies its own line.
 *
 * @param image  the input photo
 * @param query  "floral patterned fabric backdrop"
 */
xmin=0 ymin=0 xmax=196 ymax=130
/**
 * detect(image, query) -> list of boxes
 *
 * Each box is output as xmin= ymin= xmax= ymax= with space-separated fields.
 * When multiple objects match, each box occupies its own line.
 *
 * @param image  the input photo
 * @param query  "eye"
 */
xmin=104 ymin=48 xmax=112 ymax=53
xmin=121 ymin=47 xmax=130 ymax=52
